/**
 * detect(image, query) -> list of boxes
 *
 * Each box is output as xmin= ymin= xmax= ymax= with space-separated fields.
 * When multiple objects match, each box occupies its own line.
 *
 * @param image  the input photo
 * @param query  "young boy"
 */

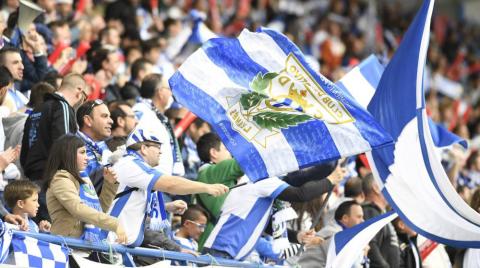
xmin=4 ymin=180 xmax=51 ymax=233
xmin=173 ymin=205 xmax=209 ymax=252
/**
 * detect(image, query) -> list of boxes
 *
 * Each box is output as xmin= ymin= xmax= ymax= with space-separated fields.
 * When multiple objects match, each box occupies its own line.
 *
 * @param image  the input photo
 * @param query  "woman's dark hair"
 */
xmin=44 ymin=134 xmax=85 ymax=190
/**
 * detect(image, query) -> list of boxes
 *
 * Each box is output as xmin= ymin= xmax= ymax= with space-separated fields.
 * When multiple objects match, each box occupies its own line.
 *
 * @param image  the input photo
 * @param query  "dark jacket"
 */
xmin=362 ymin=203 xmax=401 ymax=268
xmin=20 ymin=93 xmax=77 ymax=182
xmin=121 ymin=81 xmax=141 ymax=100
xmin=398 ymin=233 xmax=421 ymax=268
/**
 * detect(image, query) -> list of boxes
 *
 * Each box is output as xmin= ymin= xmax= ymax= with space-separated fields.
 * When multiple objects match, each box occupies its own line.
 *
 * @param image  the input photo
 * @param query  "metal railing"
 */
xmin=13 ymin=230 xmax=277 ymax=267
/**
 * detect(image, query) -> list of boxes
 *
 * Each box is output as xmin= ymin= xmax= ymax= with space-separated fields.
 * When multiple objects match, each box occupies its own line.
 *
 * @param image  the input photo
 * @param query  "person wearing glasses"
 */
xmin=173 ymin=205 xmax=209 ymax=252
xmin=76 ymin=100 xmax=116 ymax=193
xmin=172 ymin=205 xmax=209 ymax=266
xmin=104 ymin=126 xmax=229 ymax=248
xmin=21 ymin=73 xmax=87 ymax=221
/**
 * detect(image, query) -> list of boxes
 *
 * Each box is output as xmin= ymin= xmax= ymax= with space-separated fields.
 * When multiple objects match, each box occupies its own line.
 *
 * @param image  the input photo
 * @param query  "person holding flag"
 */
xmin=195 ymin=132 xmax=346 ymax=261
xmin=105 ymin=126 xmax=228 ymax=247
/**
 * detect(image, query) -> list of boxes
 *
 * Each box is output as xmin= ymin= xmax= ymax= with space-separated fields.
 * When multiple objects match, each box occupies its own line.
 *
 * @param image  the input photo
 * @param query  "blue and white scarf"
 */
xmin=77 ymin=131 xmax=112 ymax=174
xmin=127 ymin=149 xmax=170 ymax=231
xmin=271 ymin=200 xmax=297 ymax=256
xmin=147 ymin=191 xmax=170 ymax=231
xmin=78 ymin=171 xmax=103 ymax=242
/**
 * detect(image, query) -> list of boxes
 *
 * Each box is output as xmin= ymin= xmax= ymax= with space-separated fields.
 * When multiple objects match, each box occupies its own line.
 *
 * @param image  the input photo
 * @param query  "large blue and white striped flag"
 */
xmin=169 ymin=28 xmax=392 ymax=181
xmin=12 ymin=234 xmax=69 ymax=268
xmin=326 ymin=211 xmax=397 ymax=268
xmin=367 ymin=0 xmax=480 ymax=247
xmin=337 ymin=55 xmax=465 ymax=149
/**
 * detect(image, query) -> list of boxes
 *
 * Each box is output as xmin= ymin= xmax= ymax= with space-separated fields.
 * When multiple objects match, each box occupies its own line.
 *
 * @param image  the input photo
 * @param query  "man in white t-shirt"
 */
xmin=105 ymin=126 xmax=228 ymax=246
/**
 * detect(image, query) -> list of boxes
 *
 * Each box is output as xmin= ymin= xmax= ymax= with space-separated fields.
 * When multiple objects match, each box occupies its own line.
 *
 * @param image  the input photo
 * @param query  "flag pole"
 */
xmin=309 ymin=187 xmax=333 ymax=231
xmin=297 ymin=187 xmax=333 ymax=255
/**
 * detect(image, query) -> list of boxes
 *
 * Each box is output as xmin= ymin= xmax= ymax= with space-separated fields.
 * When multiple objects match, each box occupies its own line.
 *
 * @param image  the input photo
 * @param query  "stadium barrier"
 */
xmin=12 ymin=230 xmax=278 ymax=267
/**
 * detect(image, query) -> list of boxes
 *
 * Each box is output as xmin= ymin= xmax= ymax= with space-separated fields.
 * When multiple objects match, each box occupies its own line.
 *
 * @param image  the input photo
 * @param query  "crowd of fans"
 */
xmin=0 ymin=0 xmax=477 ymax=266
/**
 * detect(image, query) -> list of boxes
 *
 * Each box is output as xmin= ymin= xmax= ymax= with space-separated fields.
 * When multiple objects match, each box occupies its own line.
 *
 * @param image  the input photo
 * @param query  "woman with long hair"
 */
xmin=45 ymin=134 xmax=126 ymax=243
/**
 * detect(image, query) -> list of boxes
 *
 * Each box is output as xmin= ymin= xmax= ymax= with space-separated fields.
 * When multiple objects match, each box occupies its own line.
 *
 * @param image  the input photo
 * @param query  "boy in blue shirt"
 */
xmin=4 ymin=180 xmax=50 ymax=233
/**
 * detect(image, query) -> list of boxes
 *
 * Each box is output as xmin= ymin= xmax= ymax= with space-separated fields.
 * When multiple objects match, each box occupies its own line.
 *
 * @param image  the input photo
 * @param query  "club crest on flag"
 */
xmin=226 ymin=53 xmax=354 ymax=147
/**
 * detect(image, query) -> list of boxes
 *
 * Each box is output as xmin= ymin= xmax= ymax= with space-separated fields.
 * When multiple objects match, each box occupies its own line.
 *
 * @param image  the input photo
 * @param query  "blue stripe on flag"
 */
xmin=28 ymin=255 xmax=43 ymax=267
xmin=367 ymin=1 xmax=429 ymax=140
xmin=37 ymin=239 xmax=54 ymax=260
xmin=428 ymin=118 xmax=467 ymax=148
xmin=358 ymin=55 xmax=384 ymax=90
xmin=203 ymin=38 xmax=269 ymax=89
xmin=280 ymin=120 xmax=341 ymax=166
xmin=13 ymin=235 xmax=27 ymax=253
xmin=170 ymin=72 xmax=269 ymax=179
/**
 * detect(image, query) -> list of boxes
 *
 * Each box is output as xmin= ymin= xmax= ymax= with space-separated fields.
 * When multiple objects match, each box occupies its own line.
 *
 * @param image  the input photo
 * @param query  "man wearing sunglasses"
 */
xmin=21 ymin=73 xmax=88 ymax=221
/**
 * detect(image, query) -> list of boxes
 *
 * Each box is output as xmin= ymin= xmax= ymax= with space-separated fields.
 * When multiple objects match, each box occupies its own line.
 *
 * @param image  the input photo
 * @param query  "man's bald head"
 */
xmin=58 ymin=73 xmax=87 ymax=108
xmin=59 ymin=73 xmax=86 ymax=92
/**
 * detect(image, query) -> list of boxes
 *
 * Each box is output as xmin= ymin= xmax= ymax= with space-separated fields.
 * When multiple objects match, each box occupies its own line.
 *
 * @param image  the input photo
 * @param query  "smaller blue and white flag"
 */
xmin=12 ymin=234 xmax=69 ymax=268
xmin=170 ymin=28 xmax=392 ymax=181
xmin=326 ymin=211 xmax=397 ymax=268
xmin=0 ymin=220 xmax=12 ymax=264
xmin=189 ymin=9 xmax=218 ymax=44
xmin=335 ymin=55 xmax=384 ymax=109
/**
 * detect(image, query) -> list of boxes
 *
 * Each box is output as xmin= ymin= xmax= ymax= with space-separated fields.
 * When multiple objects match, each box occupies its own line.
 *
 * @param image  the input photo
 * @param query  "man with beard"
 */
xmin=20 ymin=73 xmax=87 ymax=221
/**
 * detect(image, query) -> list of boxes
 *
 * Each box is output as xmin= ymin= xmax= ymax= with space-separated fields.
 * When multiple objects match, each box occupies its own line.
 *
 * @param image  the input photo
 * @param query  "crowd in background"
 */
xmin=0 ymin=0 xmax=477 ymax=266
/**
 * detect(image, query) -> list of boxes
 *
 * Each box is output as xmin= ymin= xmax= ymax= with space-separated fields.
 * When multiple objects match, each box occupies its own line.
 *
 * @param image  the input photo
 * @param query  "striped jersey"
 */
xmin=106 ymin=153 xmax=163 ymax=246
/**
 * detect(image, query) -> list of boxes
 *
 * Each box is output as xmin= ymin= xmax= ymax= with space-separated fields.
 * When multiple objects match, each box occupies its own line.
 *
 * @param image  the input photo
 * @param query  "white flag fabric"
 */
xmin=367 ymin=0 xmax=480 ymax=247
xmin=326 ymin=211 xmax=397 ymax=268
xmin=169 ymin=28 xmax=392 ymax=181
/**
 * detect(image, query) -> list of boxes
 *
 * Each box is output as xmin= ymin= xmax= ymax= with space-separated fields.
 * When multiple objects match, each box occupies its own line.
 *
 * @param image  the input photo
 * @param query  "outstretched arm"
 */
xmin=154 ymin=175 xmax=229 ymax=196
xmin=277 ymin=165 xmax=346 ymax=202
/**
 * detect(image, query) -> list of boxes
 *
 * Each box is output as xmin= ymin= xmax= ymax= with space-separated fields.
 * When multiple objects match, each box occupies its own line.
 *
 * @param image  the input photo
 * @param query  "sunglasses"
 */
xmin=187 ymin=220 xmax=206 ymax=230
xmin=81 ymin=89 xmax=88 ymax=100
xmin=84 ymin=99 xmax=104 ymax=116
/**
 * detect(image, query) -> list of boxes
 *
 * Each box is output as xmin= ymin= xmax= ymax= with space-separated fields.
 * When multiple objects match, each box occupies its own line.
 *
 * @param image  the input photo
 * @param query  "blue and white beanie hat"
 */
xmin=126 ymin=127 xmax=162 ymax=147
